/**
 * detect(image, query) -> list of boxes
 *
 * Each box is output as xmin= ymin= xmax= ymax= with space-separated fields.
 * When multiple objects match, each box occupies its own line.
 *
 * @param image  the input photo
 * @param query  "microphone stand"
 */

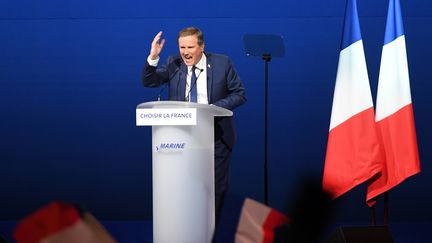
xmin=157 ymin=83 xmax=167 ymax=101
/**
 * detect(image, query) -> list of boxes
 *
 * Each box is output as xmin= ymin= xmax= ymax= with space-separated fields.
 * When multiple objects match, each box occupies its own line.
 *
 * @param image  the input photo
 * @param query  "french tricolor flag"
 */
xmin=322 ymin=0 xmax=383 ymax=199
xmin=14 ymin=201 xmax=116 ymax=243
xmin=214 ymin=194 xmax=288 ymax=243
xmin=366 ymin=0 xmax=421 ymax=205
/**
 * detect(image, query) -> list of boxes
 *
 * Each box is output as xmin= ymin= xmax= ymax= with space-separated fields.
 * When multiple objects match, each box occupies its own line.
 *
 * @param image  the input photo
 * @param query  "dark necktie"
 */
xmin=190 ymin=66 xmax=198 ymax=102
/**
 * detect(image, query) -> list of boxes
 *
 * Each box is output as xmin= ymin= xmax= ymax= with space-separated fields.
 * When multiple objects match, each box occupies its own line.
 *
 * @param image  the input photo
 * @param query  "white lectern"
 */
xmin=136 ymin=101 xmax=233 ymax=243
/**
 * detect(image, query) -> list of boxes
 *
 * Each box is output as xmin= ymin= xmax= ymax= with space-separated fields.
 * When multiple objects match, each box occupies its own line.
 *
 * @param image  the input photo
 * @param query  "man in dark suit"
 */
xmin=141 ymin=27 xmax=246 ymax=220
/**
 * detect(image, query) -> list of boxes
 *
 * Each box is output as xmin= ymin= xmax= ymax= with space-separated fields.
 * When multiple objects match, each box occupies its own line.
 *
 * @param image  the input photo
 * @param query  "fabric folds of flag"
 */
xmin=214 ymin=194 xmax=289 ymax=243
xmin=323 ymin=0 xmax=382 ymax=199
xmin=366 ymin=0 xmax=420 ymax=205
xmin=14 ymin=201 xmax=116 ymax=243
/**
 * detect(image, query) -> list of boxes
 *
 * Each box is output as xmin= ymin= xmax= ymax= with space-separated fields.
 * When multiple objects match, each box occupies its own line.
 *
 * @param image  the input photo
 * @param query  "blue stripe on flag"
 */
xmin=341 ymin=0 xmax=362 ymax=50
xmin=384 ymin=0 xmax=405 ymax=45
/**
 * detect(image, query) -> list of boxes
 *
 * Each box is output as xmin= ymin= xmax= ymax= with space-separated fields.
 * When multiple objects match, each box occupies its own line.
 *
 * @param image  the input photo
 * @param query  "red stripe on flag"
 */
xmin=323 ymin=107 xmax=383 ymax=199
xmin=261 ymin=210 xmax=289 ymax=243
xmin=367 ymin=104 xmax=420 ymax=204
xmin=14 ymin=201 xmax=81 ymax=243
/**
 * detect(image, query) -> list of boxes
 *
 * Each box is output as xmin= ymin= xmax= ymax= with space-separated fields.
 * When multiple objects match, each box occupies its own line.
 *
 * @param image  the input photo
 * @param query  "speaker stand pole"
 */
xmin=262 ymin=54 xmax=271 ymax=206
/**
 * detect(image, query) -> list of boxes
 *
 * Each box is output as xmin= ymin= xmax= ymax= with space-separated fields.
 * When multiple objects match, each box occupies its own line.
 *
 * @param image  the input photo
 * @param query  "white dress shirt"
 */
xmin=185 ymin=54 xmax=208 ymax=104
xmin=147 ymin=54 xmax=208 ymax=104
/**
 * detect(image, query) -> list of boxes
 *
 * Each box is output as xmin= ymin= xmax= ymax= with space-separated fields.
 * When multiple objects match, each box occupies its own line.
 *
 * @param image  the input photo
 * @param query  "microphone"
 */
xmin=185 ymin=66 xmax=204 ymax=102
xmin=157 ymin=83 xmax=168 ymax=101
xmin=159 ymin=60 xmax=181 ymax=101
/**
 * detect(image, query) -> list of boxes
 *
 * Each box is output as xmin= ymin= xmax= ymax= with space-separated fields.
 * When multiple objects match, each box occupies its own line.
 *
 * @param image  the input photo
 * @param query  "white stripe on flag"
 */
xmin=329 ymin=40 xmax=374 ymax=131
xmin=375 ymin=36 xmax=412 ymax=121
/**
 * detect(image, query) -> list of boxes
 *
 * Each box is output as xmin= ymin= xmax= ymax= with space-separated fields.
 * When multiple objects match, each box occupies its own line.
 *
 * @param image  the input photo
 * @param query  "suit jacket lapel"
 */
xmin=206 ymin=54 xmax=213 ymax=103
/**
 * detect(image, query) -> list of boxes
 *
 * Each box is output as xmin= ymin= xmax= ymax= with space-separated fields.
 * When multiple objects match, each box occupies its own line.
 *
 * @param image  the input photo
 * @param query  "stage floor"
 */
xmin=1 ymin=220 xmax=431 ymax=242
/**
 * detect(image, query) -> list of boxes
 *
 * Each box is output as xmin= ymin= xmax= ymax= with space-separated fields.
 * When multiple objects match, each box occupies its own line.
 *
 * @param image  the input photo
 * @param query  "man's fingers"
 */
xmin=153 ymin=31 xmax=163 ymax=44
xmin=156 ymin=31 xmax=163 ymax=38
xmin=158 ymin=39 xmax=165 ymax=49
xmin=150 ymin=31 xmax=164 ymax=59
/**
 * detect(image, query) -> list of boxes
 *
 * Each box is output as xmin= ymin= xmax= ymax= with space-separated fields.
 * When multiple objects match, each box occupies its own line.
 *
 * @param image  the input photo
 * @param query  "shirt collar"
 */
xmin=188 ymin=53 xmax=206 ymax=72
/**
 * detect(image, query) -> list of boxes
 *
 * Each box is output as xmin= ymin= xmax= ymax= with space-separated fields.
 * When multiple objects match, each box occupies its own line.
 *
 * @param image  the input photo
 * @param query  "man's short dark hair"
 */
xmin=178 ymin=27 xmax=204 ymax=46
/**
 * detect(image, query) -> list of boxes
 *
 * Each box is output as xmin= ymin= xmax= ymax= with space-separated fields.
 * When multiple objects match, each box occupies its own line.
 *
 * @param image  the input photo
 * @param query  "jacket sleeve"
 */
xmin=141 ymin=57 xmax=171 ymax=88
xmin=212 ymin=57 xmax=247 ymax=111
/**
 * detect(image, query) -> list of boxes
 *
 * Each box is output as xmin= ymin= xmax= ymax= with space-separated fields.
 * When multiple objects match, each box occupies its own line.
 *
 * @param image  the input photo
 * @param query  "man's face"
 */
xmin=178 ymin=35 xmax=204 ymax=67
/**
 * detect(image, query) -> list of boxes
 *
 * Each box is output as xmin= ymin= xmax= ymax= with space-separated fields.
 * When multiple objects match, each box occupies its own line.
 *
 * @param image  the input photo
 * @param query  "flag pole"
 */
xmin=384 ymin=192 xmax=389 ymax=224
xmin=370 ymin=205 xmax=377 ymax=226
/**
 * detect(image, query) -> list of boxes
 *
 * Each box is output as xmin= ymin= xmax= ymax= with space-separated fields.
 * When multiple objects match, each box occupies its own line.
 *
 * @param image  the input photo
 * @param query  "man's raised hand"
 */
xmin=150 ymin=31 xmax=165 ymax=60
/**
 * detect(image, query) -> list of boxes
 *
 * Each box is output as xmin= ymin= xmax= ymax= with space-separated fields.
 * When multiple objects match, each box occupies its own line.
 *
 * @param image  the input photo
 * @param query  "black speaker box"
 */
xmin=326 ymin=226 xmax=394 ymax=243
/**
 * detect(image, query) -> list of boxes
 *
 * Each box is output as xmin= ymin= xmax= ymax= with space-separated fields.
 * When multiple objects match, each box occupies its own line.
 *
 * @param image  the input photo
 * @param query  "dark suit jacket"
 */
xmin=142 ymin=52 xmax=246 ymax=148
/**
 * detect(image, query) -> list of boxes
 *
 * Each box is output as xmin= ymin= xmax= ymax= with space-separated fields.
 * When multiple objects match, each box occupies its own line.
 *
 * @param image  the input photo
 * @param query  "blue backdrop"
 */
xmin=1 ymin=0 xmax=431 ymax=223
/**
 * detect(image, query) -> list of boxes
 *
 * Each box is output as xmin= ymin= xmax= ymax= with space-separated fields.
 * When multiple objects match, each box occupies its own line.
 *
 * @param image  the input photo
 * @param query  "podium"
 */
xmin=136 ymin=101 xmax=233 ymax=243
